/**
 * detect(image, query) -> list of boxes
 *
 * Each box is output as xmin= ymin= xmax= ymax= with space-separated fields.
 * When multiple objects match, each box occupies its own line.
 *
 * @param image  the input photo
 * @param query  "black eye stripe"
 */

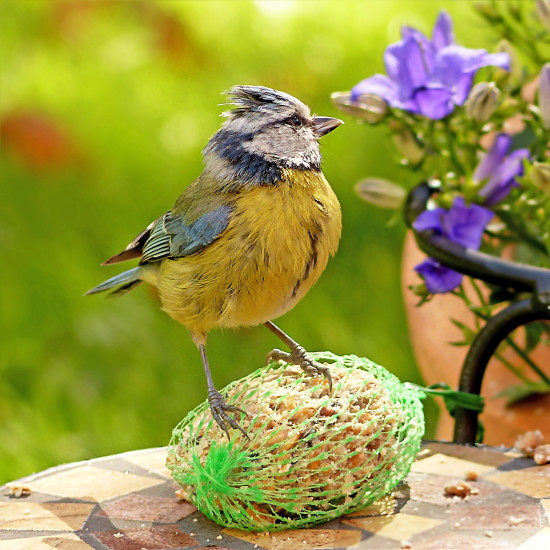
xmin=287 ymin=115 xmax=305 ymax=127
xmin=255 ymin=116 xmax=310 ymax=131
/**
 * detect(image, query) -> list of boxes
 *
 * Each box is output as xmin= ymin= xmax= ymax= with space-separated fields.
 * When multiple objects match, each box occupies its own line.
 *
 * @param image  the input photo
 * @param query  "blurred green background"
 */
xmin=1 ymin=0 xmax=489 ymax=484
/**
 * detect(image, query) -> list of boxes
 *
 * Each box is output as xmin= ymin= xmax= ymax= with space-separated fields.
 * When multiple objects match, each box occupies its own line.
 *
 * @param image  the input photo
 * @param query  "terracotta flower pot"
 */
xmin=401 ymin=233 xmax=550 ymax=446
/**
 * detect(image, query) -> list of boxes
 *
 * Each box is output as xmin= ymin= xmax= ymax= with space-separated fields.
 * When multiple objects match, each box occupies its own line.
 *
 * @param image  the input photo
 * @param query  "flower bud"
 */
xmin=409 ymin=282 xmax=430 ymax=301
xmin=331 ymin=91 xmax=388 ymax=124
xmin=392 ymin=129 xmax=424 ymax=164
xmin=466 ymin=82 xmax=500 ymax=122
xmin=536 ymin=0 xmax=550 ymax=31
xmin=539 ymin=63 xmax=550 ymax=129
xmin=529 ymin=162 xmax=550 ymax=195
xmin=494 ymin=40 xmax=520 ymax=86
xmin=355 ymin=178 xmax=406 ymax=209
xmin=434 ymin=192 xmax=455 ymax=210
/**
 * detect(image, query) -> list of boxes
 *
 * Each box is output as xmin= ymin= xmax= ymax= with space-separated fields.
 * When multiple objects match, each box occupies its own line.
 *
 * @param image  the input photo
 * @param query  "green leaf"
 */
xmin=469 ymin=305 xmax=493 ymax=317
xmin=496 ymin=382 xmax=550 ymax=406
xmin=416 ymin=383 xmax=485 ymax=415
xmin=524 ymin=321 xmax=548 ymax=354
xmin=494 ymin=207 xmax=549 ymax=256
xmin=450 ymin=318 xmax=476 ymax=345
xmin=449 ymin=341 xmax=469 ymax=347
xmin=510 ymin=123 xmax=537 ymax=150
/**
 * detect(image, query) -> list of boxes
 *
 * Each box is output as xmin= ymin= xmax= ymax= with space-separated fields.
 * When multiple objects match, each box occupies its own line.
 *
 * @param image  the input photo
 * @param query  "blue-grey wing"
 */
xmin=140 ymin=205 xmax=232 ymax=263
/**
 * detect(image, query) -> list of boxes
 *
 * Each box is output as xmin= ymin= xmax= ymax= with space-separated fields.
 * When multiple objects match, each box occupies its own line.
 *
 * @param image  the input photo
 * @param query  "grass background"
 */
xmin=1 ymin=0 xmax=494 ymax=484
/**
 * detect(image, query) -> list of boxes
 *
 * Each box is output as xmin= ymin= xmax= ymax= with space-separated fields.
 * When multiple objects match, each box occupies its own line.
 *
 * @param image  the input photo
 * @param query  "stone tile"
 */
xmin=477 ymin=490 xmax=542 ymax=509
xmin=485 ymin=466 xmax=550 ymax=498
xmin=502 ymin=450 xmax=525 ymax=459
xmin=412 ymin=532 xmax=512 ymax=549
xmin=81 ymin=509 xmax=129 ymax=533
xmin=43 ymin=502 xmax=96 ymax=530
xmin=407 ymin=472 xmax=500 ymax=507
xmin=223 ymin=527 xmax=362 ymax=549
xmin=137 ymin=479 xmax=182 ymax=499
xmin=98 ymin=494 xmax=196 ymax=523
xmin=495 ymin=456 xmax=538 ymax=472
xmin=27 ymin=466 xmax=163 ymax=502
xmin=2 ymin=445 xmax=549 ymax=549
xmin=123 ymin=449 xmax=172 ymax=479
xmin=0 ymin=533 xmax=93 ymax=549
xmin=415 ymin=447 xmax=433 ymax=459
xmin=89 ymin=458 xmax=166 ymax=480
xmin=342 ymin=513 xmax=393 ymax=532
xmin=0 ymin=502 xmax=94 ymax=531
xmin=450 ymin=503 xmax=543 ymax=530
xmin=516 ymin=526 xmax=550 ymax=549
xmin=419 ymin=443 xmax=516 ymax=468
xmin=93 ymin=525 xmax=198 ymax=549
xmin=410 ymin=453 xmax=496 ymax=477
xmin=399 ymin=499 xmax=450 ymax=521
xmin=343 ymin=512 xmax=444 ymax=540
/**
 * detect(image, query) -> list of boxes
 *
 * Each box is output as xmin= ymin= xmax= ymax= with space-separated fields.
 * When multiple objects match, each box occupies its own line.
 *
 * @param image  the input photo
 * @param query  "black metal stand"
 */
xmin=404 ymin=182 xmax=550 ymax=444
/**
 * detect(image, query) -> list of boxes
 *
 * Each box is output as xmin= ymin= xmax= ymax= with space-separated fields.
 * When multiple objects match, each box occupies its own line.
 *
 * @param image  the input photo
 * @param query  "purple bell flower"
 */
xmin=474 ymin=134 xmax=530 ymax=205
xmin=414 ymin=258 xmax=464 ymax=294
xmin=351 ymin=11 xmax=510 ymax=120
xmin=412 ymin=197 xmax=494 ymax=293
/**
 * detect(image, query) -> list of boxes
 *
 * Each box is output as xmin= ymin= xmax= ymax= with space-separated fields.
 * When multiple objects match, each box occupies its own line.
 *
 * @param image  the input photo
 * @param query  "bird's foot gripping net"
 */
xmin=167 ymin=352 xmax=425 ymax=531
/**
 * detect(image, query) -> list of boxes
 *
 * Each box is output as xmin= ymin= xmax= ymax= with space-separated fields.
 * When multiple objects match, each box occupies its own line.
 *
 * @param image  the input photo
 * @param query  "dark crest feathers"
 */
xmin=223 ymin=85 xmax=299 ymax=118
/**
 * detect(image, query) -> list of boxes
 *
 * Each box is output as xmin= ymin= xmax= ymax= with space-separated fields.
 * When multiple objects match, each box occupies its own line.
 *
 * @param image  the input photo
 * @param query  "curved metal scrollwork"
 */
xmin=404 ymin=182 xmax=550 ymax=444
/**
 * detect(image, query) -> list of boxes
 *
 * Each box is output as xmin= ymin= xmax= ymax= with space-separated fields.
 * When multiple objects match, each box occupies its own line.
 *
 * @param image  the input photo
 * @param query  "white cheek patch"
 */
xmin=225 ymin=116 xmax=266 ymax=134
xmin=243 ymin=128 xmax=321 ymax=169
xmin=287 ymin=149 xmax=321 ymax=169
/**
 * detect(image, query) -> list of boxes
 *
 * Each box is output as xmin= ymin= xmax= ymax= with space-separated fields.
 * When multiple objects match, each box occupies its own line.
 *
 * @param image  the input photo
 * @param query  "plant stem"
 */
xmin=442 ymin=118 xmax=463 ymax=174
xmin=457 ymin=278 xmax=549 ymax=384
xmin=493 ymin=351 xmax=532 ymax=384
xmin=506 ymin=334 xmax=550 ymax=384
xmin=469 ymin=278 xmax=487 ymax=309
xmin=468 ymin=299 xmax=550 ymax=385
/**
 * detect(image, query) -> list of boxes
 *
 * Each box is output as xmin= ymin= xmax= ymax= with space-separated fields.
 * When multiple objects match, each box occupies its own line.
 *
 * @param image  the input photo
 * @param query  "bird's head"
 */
xmin=203 ymin=85 xmax=343 ymax=187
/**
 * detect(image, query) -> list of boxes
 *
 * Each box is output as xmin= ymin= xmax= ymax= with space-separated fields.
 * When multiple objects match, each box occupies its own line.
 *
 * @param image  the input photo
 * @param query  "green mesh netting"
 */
xmin=167 ymin=352 xmax=425 ymax=531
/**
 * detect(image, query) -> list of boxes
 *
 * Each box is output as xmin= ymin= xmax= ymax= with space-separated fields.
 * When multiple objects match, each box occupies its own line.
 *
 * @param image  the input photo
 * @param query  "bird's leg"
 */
xmin=264 ymin=321 xmax=332 ymax=392
xmin=198 ymin=344 xmax=249 ymax=439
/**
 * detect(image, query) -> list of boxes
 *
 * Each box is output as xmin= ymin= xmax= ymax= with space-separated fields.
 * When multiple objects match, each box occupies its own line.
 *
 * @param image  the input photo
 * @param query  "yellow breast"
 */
xmin=158 ymin=169 xmax=341 ymax=338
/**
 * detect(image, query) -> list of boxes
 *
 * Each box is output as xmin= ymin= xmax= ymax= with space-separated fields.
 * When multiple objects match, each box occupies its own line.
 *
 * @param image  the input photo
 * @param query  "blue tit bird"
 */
xmin=86 ymin=85 xmax=342 ymax=437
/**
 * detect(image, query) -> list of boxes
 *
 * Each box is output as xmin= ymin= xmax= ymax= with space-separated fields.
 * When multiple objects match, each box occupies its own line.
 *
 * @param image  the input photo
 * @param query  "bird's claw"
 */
xmin=208 ymin=389 xmax=249 ymax=440
xmin=266 ymin=347 xmax=332 ymax=393
xmin=265 ymin=348 xmax=292 ymax=365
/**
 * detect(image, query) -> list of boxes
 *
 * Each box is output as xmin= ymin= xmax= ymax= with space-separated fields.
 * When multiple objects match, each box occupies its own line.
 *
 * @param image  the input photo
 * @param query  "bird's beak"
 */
xmin=312 ymin=116 xmax=343 ymax=138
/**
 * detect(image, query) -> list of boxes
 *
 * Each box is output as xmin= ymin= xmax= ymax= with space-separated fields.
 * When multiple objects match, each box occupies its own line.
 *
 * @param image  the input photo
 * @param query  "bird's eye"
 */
xmin=288 ymin=116 xmax=302 ymax=128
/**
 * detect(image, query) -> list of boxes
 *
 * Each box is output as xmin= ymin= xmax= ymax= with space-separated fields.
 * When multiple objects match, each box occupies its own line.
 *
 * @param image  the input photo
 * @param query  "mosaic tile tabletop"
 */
xmin=1 ymin=441 xmax=549 ymax=549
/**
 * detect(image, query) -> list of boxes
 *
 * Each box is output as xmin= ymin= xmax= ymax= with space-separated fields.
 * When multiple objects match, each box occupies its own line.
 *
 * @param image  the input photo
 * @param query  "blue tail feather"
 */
xmin=85 ymin=267 xmax=143 ymax=296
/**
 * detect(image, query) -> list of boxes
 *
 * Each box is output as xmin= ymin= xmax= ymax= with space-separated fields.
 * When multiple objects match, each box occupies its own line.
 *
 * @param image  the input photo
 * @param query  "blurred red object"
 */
xmin=52 ymin=0 xmax=106 ymax=43
xmin=1 ymin=111 xmax=81 ymax=172
xmin=149 ymin=8 xmax=190 ymax=62
xmin=139 ymin=3 xmax=202 ymax=66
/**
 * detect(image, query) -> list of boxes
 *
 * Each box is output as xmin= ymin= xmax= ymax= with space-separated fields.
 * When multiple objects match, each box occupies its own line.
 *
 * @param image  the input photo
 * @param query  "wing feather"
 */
xmin=140 ymin=205 xmax=232 ymax=264
xmin=102 ymin=217 xmax=160 ymax=265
